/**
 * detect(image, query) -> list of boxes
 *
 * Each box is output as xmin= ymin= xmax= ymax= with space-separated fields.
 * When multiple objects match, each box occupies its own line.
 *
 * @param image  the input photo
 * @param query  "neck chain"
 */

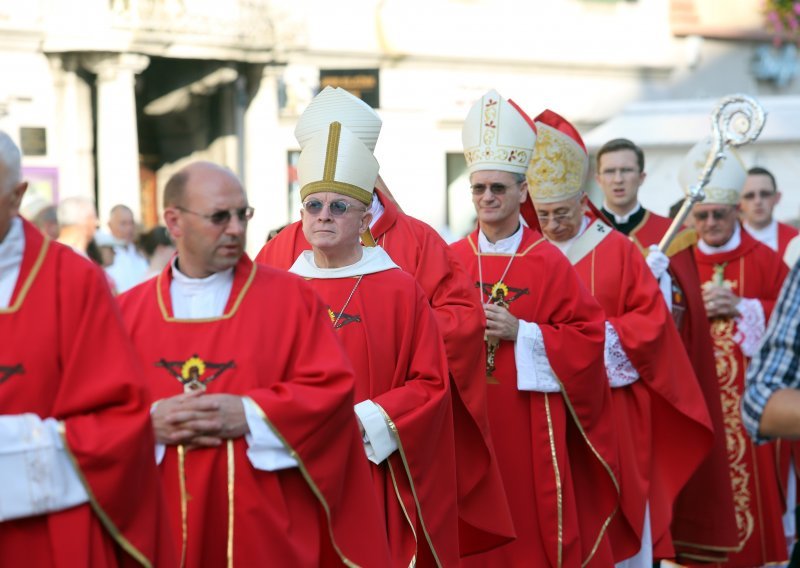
xmin=476 ymin=235 xmax=518 ymax=305
xmin=332 ymin=274 xmax=364 ymax=329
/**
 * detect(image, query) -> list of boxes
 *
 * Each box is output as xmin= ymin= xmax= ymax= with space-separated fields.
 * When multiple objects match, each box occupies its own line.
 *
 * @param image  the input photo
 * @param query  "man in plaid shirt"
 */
xmin=743 ymin=258 xmax=800 ymax=441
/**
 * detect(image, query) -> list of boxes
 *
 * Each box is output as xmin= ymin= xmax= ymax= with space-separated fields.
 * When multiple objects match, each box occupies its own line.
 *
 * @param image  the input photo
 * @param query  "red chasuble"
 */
xmin=258 ymin=190 xmax=514 ymax=556
xmin=570 ymin=215 xmax=713 ymax=562
xmin=0 ymin=218 xmax=175 ymax=567
xmin=777 ymin=221 xmax=799 ymax=261
xmin=117 ymin=255 xmax=391 ymax=568
xmin=295 ymin=266 xmax=460 ymax=568
xmin=627 ymin=211 xmax=739 ymax=562
xmin=451 ymin=226 xmax=620 ymax=568
xmin=693 ymin=228 xmax=789 ymax=567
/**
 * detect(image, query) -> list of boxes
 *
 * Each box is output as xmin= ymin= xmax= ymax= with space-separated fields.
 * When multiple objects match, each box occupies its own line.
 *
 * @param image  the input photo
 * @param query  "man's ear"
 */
xmin=775 ymin=191 xmax=783 ymax=205
xmin=10 ymin=181 xmax=27 ymax=210
xmin=163 ymin=207 xmax=182 ymax=238
xmin=360 ymin=211 xmax=373 ymax=233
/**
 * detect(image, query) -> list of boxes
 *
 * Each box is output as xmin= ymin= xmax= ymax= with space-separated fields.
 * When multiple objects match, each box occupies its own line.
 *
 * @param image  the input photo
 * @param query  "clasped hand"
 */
xmin=152 ymin=390 xmax=248 ymax=448
xmin=484 ymin=303 xmax=519 ymax=341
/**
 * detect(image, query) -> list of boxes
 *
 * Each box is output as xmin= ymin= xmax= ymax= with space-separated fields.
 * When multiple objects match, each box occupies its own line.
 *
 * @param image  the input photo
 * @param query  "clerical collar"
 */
xmin=478 ymin=224 xmax=523 ymax=254
xmin=289 ymin=246 xmax=399 ymax=279
xmin=169 ymin=257 xmax=234 ymax=319
xmin=743 ymin=219 xmax=778 ymax=252
xmin=0 ymin=217 xmax=25 ymax=308
xmin=698 ymin=222 xmax=742 ymax=255
xmin=601 ymin=201 xmax=644 ymax=235
xmin=549 ymin=216 xmax=590 ymax=255
xmin=368 ymin=192 xmax=384 ymax=229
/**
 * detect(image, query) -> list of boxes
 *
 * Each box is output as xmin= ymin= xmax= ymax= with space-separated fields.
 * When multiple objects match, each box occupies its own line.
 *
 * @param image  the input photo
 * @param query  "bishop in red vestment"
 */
xmin=527 ymin=112 xmax=713 ymax=565
xmin=119 ymin=161 xmax=391 ymax=567
xmin=681 ymin=140 xmax=788 ymax=567
xmin=452 ymin=91 xmax=620 ymax=568
xmin=258 ymin=168 xmax=513 ymax=559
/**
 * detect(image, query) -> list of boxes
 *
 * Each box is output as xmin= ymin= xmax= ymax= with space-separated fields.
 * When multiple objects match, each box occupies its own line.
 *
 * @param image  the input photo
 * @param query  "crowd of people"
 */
xmin=1 ymin=86 xmax=799 ymax=568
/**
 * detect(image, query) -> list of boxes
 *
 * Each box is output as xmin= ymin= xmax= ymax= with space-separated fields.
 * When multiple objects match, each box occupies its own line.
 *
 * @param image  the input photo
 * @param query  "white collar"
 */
xmin=478 ymin=224 xmax=523 ymax=254
xmin=368 ymin=192 xmax=384 ymax=229
xmin=548 ymin=216 xmax=590 ymax=255
xmin=698 ymin=222 xmax=742 ymax=255
xmin=602 ymin=200 xmax=641 ymax=224
xmin=289 ymin=246 xmax=399 ymax=279
xmin=171 ymin=257 xmax=234 ymax=290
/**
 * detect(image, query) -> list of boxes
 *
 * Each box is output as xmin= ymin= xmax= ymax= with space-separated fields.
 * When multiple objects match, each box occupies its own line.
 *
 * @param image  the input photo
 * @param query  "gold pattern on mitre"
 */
xmin=295 ymin=86 xmax=382 ymax=152
xmin=678 ymin=138 xmax=746 ymax=206
xmin=298 ymin=121 xmax=378 ymax=205
xmin=526 ymin=122 xmax=588 ymax=203
xmin=462 ymin=90 xmax=536 ymax=175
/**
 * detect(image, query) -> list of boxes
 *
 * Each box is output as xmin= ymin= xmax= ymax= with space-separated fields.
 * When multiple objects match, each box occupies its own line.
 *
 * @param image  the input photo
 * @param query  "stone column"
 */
xmin=243 ymin=64 xmax=287 ymax=257
xmin=48 ymin=54 xmax=94 ymax=202
xmin=84 ymin=53 xmax=150 ymax=223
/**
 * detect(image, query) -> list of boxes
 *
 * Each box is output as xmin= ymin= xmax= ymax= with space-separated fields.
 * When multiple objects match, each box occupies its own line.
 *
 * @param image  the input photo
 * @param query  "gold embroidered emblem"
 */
xmin=156 ymin=355 xmax=235 ymax=392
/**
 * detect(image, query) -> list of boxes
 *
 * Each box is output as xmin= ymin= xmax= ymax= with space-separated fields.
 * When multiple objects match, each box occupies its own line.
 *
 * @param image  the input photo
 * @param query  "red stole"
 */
xmin=298 ymin=268 xmax=460 ymax=567
xmin=452 ymin=227 xmax=619 ymax=568
xmin=0 ymin=218 xmax=175 ymax=567
xmin=693 ymin=230 xmax=789 ymax=567
xmin=628 ymin=211 xmax=740 ymax=561
xmin=117 ymin=255 xmax=391 ymax=568
xmin=571 ymin=216 xmax=713 ymax=561
xmin=258 ymin=191 xmax=515 ymax=556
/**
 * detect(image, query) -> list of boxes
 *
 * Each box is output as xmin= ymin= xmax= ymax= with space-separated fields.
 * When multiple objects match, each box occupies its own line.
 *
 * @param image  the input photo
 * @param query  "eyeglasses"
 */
xmin=470 ymin=183 xmax=518 ymax=196
xmin=175 ymin=206 xmax=254 ymax=226
xmin=599 ymin=167 xmax=639 ymax=178
xmin=302 ymin=199 xmax=366 ymax=217
xmin=741 ymin=190 xmax=776 ymax=200
xmin=693 ymin=209 xmax=731 ymax=222
xmin=536 ymin=212 xmax=574 ymax=225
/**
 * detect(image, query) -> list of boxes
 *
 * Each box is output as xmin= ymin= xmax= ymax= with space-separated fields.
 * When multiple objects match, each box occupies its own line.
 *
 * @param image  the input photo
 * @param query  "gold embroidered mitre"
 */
xmin=298 ymin=122 xmax=378 ymax=205
xmin=678 ymin=137 xmax=746 ymax=206
xmin=295 ymin=86 xmax=382 ymax=152
xmin=526 ymin=109 xmax=588 ymax=203
xmin=462 ymin=89 xmax=537 ymax=175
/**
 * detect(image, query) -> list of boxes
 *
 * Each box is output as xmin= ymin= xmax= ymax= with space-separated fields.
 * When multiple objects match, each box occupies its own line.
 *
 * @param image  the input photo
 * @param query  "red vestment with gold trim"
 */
xmin=118 ymin=255 xmax=391 ymax=567
xmin=0 ymin=218 xmax=175 ymax=567
xmin=570 ymin=216 xmax=713 ymax=562
xmin=693 ymin=229 xmax=789 ymax=567
xmin=297 ymin=267 xmax=460 ymax=568
xmin=627 ymin=211 xmax=739 ymax=562
xmin=451 ymin=226 xmax=620 ymax=568
xmin=257 ymin=190 xmax=515 ymax=556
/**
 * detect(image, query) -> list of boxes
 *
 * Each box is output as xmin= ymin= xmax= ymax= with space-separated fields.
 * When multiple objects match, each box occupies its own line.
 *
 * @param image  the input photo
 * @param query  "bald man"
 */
xmin=117 ymin=161 xmax=390 ymax=567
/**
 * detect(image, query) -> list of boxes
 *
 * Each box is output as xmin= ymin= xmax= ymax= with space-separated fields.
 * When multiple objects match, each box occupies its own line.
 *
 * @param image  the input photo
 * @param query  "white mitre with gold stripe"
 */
xmin=462 ymin=89 xmax=537 ymax=175
xmin=678 ymin=138 xmax=747 ymax=206
xmin=526 ymin=109 xmax=589 ymax=203
xmin=298 ymin=122 xmax=379 ymax=206
xmin=295 ymin=86 xmax=382 ymax=152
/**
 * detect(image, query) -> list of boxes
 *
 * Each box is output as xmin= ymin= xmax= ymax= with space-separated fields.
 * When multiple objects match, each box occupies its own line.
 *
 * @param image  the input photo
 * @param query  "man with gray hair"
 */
xmin=106 ymin=203 xmax=149 ymax=292
xmin=0 ymin=132 xmax=176 ymax=564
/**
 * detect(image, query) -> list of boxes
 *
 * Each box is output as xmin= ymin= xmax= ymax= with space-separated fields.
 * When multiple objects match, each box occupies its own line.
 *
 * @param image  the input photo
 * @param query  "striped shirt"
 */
xmin=742 ymin=258 xmax=800 ymax=442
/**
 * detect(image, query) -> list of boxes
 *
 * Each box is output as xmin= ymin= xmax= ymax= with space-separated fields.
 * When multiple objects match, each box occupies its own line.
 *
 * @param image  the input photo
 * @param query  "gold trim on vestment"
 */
xmin=672 ymin=539 xmax=741 ymax=553
xmin=0 ymin=236 xmax=49 ymax=314
xmin=677 ymin=550 xmax=730 ymax=563
xmin=545 ymin=394 xmax=563 ymax=568
xmin=57 ymin=421 xmax=152 ymax=568
xmin=177 ymin=444 xmax=188 ymax=568
xmin=244 ymin=396 xmax=360 ymax=567
xmin=376 ymin=403 xmax=443 ymax=568
xmin=227 ymin=439 xmax=235 ymax=568
xmin=156 ymin=260 xmax=256 ymax=323
xmin=387 ymin=457 xmax=418 ymax=568
xmin=554 ymin=379 xmax=620 ymax=567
